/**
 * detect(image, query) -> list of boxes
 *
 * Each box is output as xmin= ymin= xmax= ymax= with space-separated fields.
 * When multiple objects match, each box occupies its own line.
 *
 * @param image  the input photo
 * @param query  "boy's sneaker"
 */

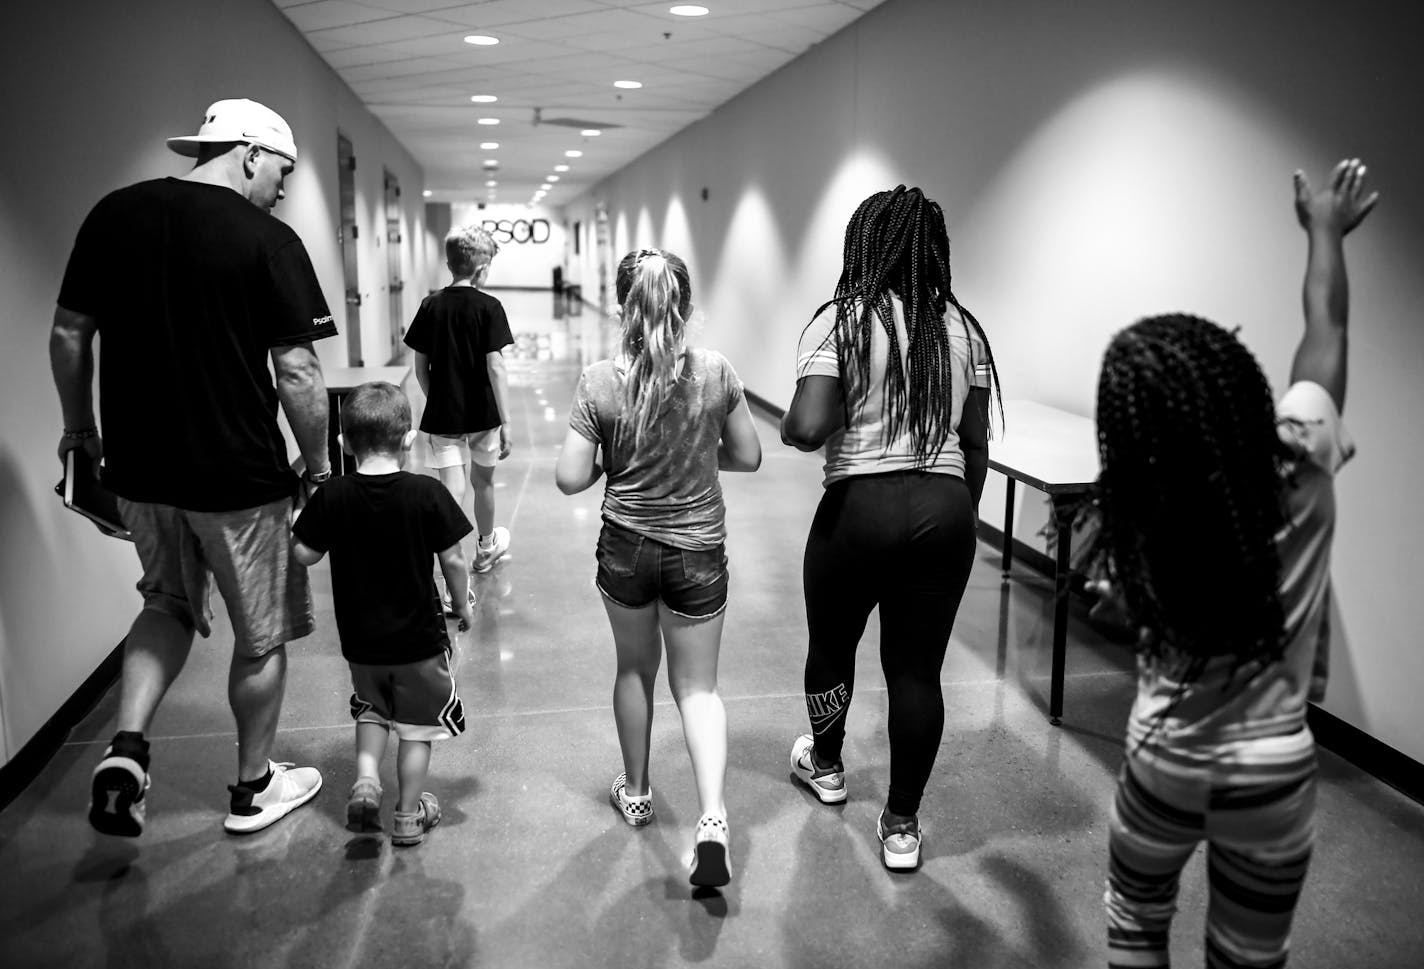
xmin=346 ymin=777 xmax=383 ymax=832
xmin=690 ymin=813 xmax=732 ymax=888
xmin=877 ymin=811 xmax=922 ymax=871
xmin=392 ymin=793 xmax=441 ymax=847
xmin=610 ymin=772 xmax=653 ymax=826
xmin=473 ymin=526 xmax=510 ymax=573
xmin=789 ymin=734 xmax=846 ymax=804
xmin=224 ymin=761 xmax=322 ymax=834
xmin=89 ymin=747 xmax=151 ymax=837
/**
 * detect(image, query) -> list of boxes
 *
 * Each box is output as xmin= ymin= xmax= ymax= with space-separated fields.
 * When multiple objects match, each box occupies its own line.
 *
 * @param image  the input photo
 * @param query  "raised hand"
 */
xmin=1294 ymin=158 xmax=1378 ymax=236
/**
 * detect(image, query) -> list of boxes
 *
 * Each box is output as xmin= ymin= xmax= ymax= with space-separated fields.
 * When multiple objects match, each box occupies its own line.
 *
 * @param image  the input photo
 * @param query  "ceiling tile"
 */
xmin=283 ymin=1 xmax=393 ymax=32
xmin=310 ymin=14 xmax=455 ymax=46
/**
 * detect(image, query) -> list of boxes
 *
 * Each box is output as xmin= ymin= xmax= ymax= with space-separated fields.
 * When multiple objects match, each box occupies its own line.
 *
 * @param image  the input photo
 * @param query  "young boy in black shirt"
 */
xmin=292 ymin=382 xmax=474 ymax=845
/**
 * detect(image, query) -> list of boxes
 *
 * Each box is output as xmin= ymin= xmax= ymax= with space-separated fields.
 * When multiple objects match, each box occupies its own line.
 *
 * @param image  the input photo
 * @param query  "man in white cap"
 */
xmin=50 ymin=98 xmax=338 ymax=837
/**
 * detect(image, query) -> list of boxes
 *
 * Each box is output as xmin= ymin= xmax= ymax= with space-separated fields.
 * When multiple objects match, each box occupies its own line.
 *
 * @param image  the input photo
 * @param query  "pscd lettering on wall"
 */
xmin=482 ymin=218 xmax=551 ymax=245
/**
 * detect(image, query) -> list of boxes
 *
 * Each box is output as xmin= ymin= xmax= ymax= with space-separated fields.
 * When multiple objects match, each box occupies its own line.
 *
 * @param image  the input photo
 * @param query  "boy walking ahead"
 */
xmin=292 ymin=382 xmax=474 ymax=845
xmin=405 ymin=225 xmax=515 ymax=611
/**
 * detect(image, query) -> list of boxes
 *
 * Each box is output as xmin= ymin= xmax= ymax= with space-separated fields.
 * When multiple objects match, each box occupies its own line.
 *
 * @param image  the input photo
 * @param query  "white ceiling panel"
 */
xmin=271 ymin=0 xmax=888 ymax=201
xmin=310 ymin=14 xmax=454 ymax=46
xmin=358 ymin=0 xmax=481 ymax=12
xmin=283 ymin=1 xmax=393 ymax=32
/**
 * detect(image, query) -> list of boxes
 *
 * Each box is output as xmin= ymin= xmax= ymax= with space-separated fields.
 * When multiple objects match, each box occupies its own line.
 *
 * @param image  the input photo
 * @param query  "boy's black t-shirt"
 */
xmin=57 ymin=178 xmax=337 ymax=511
xmin=292 ymin=471 xmax=473 ymax=665
xmin=403 ymin=286 xmax=514 ymax=435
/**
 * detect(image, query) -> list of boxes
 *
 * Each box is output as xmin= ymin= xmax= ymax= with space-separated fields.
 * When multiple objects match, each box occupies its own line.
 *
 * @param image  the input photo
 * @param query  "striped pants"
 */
xmin=1105 ymin=732 xmax=1316 ymax=968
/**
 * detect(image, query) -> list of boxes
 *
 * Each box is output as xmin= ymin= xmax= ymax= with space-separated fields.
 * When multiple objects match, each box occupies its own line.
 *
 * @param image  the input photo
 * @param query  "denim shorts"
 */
xmin=595 ymin=521 xmax=728 ymax=619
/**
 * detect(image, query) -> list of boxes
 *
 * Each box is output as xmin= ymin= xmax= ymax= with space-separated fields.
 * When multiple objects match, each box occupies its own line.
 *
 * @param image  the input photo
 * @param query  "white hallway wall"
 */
xmin=565 ymin=0 xmax=1424 ymax=760
xmin=0 ymin=0 xmax=438 ymax=762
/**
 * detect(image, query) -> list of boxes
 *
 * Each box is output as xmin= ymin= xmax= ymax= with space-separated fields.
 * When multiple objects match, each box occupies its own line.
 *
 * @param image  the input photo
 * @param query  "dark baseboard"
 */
xmin=0 ymin=640 xmax=124 ymax=814
xmin=1307 ymin=704 xmax=1424 ymax=803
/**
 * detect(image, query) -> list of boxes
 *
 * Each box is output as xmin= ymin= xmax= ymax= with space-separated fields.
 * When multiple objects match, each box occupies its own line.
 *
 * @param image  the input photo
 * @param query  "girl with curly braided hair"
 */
xmin=782 ymin=186 xmax=1000 ymax=871
xmin=557 ymin=248 xmax=762 ymax=888
xmin=1098 ymin=160 xmax=1376 ymax=969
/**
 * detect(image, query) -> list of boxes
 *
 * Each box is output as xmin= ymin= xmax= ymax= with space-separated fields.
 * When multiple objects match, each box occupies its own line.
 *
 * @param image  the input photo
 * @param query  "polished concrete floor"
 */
xmin=2 ymin=291 xmax=1422 ymax=969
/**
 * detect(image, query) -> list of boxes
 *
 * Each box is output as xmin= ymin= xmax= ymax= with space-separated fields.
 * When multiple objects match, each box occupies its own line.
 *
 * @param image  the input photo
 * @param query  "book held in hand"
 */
xmin=57 ymin=449 xmax=132 ymax=541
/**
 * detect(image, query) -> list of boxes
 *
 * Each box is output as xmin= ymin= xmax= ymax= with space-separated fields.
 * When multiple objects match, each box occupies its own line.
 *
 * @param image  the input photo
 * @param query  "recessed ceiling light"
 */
xmin=547 ymin=175 xmax=560 ymax=182
xmin=422 ymin=189 xmax=432 ymax=197
xmin=580 ymin=129 xmax=601 ymax=137
xmin=554 ymin=164 xmax=570 ymax=172
xmin=670 ymin=5 xmax=710 ymax=16
xmin=480 ymin=141 xmax=499 ymax=150
xmin=463 ymin=35 xmax=499 ymax=46
xmin=613 ymin=80 xmax=642 ymax=90
xmin=565 ymin=150 xmax=583 ymax=158
xmin=486 ymin=180 xmax=497 ymax=187
xmin=482 ymin=159 xmax=498 ymax=168
xmin=477 ymin=118 xmax=500 ymax=125
xmin=470 ymin=95 xmax=498 ymax=103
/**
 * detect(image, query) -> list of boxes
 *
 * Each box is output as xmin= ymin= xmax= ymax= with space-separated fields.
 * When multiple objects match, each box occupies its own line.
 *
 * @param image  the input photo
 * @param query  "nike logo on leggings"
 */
xmin=806 ymin=684 xmax=850 ymax=733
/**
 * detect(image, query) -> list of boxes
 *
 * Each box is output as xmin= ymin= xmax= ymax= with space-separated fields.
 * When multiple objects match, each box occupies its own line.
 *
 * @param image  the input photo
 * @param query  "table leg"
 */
xmin=1049 ymin=496 xmax=1074 ymax=725
xmin=1001 ymin=477 xmax=1016 ymax=583
xmin=327 ymin=391 xmax=346 ymax=476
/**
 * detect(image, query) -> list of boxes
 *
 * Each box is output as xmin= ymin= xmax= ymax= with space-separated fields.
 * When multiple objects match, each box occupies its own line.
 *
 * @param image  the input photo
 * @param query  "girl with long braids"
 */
xmin=556 ymin=248 xmax=761 ymax=888
xmin=782 ymin=186 xmax=999 ymax=871
xmin=1097 ymin=159 xmax=1376 ymax=968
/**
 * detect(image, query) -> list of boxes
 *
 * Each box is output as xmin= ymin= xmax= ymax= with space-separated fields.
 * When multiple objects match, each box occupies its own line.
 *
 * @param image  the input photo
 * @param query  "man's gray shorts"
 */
xmin=119 ymin=496 xmax=313 ymax=657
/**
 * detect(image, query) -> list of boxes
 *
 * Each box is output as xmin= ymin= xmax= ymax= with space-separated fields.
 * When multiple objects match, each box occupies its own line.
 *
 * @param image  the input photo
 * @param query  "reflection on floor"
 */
xmin=2 ymin=289 xmax=1422 ymax=968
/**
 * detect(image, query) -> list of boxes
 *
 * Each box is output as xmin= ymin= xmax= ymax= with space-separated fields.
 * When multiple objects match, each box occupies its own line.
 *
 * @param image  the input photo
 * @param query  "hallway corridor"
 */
xmin=2 ymin=291 xmax=1421 ymax=969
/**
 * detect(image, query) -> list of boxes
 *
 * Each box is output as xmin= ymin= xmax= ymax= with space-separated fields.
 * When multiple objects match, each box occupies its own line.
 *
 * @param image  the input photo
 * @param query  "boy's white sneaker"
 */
xmin=473 ymin=526 xmax=510 ymax=573
xmin=224 ymin=761 xmax=322 ymax=834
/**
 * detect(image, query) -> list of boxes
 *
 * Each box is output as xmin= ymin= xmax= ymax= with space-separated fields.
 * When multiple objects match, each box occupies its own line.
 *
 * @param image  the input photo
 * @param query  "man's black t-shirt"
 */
xmin=403 ymin=286 xmax=514 ymax=435
xmin=57 ymin=178 xmax=337 ymax=511
xmin=292 ymin=471 xmax=473 ymax=665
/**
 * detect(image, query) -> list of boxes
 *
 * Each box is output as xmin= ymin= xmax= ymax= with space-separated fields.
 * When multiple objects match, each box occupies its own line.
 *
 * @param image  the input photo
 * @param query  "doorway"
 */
xmin=337 ymin=133 xmax=362 ymax=366
xmin=384 ymin=169 xmax=405 ymax=364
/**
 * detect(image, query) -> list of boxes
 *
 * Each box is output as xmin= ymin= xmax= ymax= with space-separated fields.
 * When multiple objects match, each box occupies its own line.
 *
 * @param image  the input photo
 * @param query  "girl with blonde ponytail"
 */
xmin=557 ymin=248 xmax=762 ymax=889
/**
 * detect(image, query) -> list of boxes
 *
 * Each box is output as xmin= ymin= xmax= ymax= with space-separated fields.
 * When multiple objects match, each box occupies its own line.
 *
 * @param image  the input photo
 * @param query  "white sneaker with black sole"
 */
xmin=224 ymin=761 xmax=322 ymax=834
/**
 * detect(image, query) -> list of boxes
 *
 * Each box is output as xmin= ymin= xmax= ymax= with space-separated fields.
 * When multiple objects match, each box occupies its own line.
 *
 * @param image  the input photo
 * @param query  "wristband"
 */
xmin=304 ymin=468 xmax=333 ymax=483
xmin=63 ymin=426 xmax=98 ymax=440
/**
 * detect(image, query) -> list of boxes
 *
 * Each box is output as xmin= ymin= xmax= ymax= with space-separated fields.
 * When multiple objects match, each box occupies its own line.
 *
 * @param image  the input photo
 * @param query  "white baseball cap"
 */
xmin=167 ymin=99 xmax=297 ymax=162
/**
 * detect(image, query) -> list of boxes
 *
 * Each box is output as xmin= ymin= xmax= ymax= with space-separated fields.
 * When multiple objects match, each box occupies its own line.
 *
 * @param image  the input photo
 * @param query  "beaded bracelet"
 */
xmin=62 ymin=426 xmax=98 ymax=440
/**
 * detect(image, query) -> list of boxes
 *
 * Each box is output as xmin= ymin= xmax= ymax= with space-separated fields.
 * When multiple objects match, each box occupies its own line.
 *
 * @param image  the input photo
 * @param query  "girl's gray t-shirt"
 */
xmin=569 ymin=347 xmax=744 ymax=550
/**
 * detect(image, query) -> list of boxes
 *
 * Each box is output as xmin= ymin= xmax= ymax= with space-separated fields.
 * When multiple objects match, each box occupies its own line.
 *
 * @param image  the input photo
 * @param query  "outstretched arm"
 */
xmin=1290 ymin=158 xmax=1378 ymax=414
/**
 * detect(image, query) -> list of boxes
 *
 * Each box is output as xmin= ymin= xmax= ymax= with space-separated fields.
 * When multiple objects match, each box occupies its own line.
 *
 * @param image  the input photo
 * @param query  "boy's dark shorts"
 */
xmin=349 ymin=651 xmax=465 ymax=741
xmin=595 ymin=520 xmax=728 ymax=619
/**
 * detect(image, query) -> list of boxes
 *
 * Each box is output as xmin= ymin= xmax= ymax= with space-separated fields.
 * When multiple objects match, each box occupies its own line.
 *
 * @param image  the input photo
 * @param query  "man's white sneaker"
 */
xmin=224 ymin=761 xmax=322 ymax=834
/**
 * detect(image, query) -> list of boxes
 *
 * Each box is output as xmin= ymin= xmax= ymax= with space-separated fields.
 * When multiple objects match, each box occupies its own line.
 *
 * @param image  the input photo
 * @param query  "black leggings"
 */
xmin=802 ymin=471 xmax=976 ymax=816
